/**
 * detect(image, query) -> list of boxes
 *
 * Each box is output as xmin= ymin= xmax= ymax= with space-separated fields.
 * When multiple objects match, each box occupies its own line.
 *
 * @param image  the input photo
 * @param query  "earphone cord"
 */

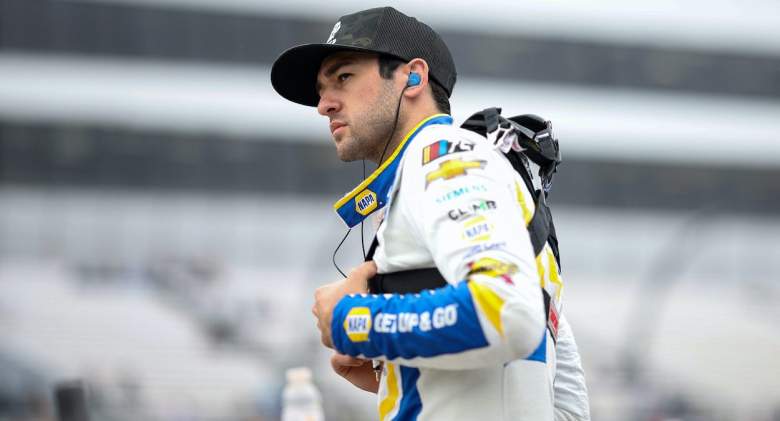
xmin=331 ymin=228 xmax=351 ymax=278
xmin=332 ymin=83 xmax=408 ymax=278
xmin=360 ymin=159 xmax=367 ymax=259
xmin=378 ymin=84 xmax=408 ymax=166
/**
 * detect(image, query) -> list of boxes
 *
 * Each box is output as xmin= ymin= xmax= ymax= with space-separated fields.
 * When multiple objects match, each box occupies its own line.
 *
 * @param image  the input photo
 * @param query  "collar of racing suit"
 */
xmin=333 ymin=113 xmax=453 ymax=227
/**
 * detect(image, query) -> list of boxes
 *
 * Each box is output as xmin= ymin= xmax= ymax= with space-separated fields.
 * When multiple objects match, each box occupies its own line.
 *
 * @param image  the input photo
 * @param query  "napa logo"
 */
xmin=461 ymin=215 xmax=493 ymax=243
xmin=355 ymin=189 xmax=378 ymax=216
xmin=344 ymin=307 xmax=372 ymax=342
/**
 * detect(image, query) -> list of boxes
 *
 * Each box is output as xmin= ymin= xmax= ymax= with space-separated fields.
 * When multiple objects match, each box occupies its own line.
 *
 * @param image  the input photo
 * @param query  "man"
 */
xmin=271 ymin=7 xmax=589 ymax=421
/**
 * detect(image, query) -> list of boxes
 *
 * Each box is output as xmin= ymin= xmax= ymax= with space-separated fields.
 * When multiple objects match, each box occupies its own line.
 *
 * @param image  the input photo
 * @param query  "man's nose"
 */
xmin=317 ymin=92 xmax=340 ymax=116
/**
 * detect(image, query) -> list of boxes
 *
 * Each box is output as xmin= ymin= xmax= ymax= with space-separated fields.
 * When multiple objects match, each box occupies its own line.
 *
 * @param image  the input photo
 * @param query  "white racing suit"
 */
xmin=332 ymin=114 xmax=589 ymax=421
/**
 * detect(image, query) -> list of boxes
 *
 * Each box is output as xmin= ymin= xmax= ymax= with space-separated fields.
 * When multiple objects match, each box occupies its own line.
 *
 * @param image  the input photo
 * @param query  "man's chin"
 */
xmin=336 ymin=149 xmax=360 ymax=162
xmin=334 ymin=138 xmax=361 ymax=162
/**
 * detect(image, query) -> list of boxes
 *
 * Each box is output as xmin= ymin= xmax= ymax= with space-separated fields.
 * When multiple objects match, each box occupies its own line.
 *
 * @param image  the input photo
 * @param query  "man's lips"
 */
xmin=330 ymin=121 xmax=347 ymax=134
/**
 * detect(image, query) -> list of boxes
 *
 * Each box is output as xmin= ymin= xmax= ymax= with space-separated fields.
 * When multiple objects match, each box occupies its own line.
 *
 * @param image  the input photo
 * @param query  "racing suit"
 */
xmin=332 ymin=114 xmax=589 ymax=420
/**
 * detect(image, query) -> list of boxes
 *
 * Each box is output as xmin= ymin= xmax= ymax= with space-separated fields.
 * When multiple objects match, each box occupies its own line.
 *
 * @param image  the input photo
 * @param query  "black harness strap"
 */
xmin=528 ymin=188 xmax=563 ymax=270
xmin=365 ymin=235 xmax=379 ymax=260
xmin=369 ymin=267 xmax=445 ymax=294
xmin=528 ymin=195 xmax=551 ymax=257
xmin=366 ymin=236 xmax=445 ymax=294
xmin=365 ymin=250 xmax=557 ymax=342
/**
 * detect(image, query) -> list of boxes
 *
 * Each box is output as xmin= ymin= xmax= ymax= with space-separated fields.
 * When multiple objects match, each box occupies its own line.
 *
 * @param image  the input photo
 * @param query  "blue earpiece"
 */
xmin=407 ymin=72 xmax=421 ymax=87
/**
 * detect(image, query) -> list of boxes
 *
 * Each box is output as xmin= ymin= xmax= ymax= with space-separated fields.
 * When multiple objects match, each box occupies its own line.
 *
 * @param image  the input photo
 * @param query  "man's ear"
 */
xmin=403 ymin=58 xmax=430 ymax=99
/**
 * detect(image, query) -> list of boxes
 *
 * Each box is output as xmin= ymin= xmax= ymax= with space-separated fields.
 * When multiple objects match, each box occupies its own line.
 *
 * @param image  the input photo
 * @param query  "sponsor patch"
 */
xmin=468 ymin=257 xmax=518 ymax=285
xmin=422 ymin=139 xmax=475 ymax=165
xmin=434 ymin=184 xmax=488 ymax=204
xmin=355 ymin=189 xmax=378 ymax=216
xmin=447 ymin=199 xmax=497 ymax=221
xmin=374 ymin=304 xmax=458 ymax=334
xmin=425 ymin=158 xmax=487 ymax=188
xmin=344 ymin=306 xmax=372 ymax=342
xmin=461 ymin=216 xmax=493 ymax=243
xmin=548 ymin=303 xmax=560 ymax=340
xmin=464 ymin=241 xmax=507 ymax=258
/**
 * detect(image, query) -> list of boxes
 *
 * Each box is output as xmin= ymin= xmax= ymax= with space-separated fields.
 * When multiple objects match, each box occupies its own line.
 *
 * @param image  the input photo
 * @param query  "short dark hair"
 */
xmin=378 ymin=55 xmax=451 ymax=115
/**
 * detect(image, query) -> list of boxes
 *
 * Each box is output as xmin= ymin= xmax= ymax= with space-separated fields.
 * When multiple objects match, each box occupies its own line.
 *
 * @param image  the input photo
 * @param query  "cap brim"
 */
xmin=271 ymin=43 xmax=381 ymax=107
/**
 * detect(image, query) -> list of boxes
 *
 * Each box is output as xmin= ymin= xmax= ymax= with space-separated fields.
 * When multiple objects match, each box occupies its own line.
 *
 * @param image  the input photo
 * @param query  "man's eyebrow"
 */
xmin=316 ymin=59 xmax=354 ymax=94
xmin=323 ymin=59 xmax=354 ymax=77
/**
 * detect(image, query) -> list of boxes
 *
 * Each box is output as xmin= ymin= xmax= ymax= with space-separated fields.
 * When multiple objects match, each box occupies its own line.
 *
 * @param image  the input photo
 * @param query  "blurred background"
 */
xmin=1 ymin=0 xmax=779 ymax=420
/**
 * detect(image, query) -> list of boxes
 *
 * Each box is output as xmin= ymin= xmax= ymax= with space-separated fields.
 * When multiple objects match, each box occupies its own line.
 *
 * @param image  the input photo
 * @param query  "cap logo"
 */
xmin=326 ymin=21 xmax=341 ymax=44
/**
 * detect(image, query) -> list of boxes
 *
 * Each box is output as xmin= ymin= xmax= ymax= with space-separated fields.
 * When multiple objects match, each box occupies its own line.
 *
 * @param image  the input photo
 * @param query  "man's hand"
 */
xmin=330 ymin=353 xmax=380 ymax=393
xmin=312 ymin=261 xmax=377 ymax=348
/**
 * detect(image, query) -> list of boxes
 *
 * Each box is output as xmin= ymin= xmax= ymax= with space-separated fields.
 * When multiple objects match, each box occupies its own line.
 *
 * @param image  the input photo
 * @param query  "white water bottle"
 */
xmin=281 ymin=367 xmax=325 ymax=421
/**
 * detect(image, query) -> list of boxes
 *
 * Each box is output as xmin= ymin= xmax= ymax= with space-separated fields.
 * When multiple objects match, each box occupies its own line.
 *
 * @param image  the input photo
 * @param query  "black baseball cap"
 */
xmin=271 ymin=7 xmax=457 ymax=107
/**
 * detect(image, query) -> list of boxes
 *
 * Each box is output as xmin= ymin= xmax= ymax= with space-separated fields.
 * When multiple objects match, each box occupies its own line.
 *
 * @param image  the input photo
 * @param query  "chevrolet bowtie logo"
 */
xmin=425 ymin=158 xmax=487 ymax=188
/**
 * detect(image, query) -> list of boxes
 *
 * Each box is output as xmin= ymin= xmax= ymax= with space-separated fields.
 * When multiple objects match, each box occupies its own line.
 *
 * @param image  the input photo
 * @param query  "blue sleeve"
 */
xmin=331 ymin=282 xmax=490 ymax=360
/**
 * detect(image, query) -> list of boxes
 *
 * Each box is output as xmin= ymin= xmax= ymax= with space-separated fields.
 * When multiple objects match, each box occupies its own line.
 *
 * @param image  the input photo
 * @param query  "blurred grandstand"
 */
xmin=1 ymin=0 xmax=779 ymax=420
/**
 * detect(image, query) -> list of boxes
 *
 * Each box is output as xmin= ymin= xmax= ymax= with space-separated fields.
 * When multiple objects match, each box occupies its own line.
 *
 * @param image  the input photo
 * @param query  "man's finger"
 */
xmin=321 ymin=332 xmax=333 ymax=349
xmin=331 ymin=353 xmax=366 ymax=367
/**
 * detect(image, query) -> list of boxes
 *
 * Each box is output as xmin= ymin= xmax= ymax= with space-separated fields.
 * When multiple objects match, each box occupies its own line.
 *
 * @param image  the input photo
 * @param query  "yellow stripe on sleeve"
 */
xmin=515 ymin=181 xmax=533 ymax=225
xmin=378 ymin=363 xmax=400 ymax=421
xmin=467 ymin=281 xmax=506 ymax=337
xmin=547 ymin=248 xmax=563 ymax=300
xmin=536 ymin=254 xmax=546 ymax=289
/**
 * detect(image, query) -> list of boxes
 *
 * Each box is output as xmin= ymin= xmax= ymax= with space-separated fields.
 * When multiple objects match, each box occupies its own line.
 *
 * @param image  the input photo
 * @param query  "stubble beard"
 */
xmin=337 ymin=82 xmax=398 ymax=164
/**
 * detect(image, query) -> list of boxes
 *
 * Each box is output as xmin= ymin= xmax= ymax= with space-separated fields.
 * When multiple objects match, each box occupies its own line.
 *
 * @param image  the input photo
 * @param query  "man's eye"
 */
xmin=338 ymin=73 xmax=352 ymax=82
